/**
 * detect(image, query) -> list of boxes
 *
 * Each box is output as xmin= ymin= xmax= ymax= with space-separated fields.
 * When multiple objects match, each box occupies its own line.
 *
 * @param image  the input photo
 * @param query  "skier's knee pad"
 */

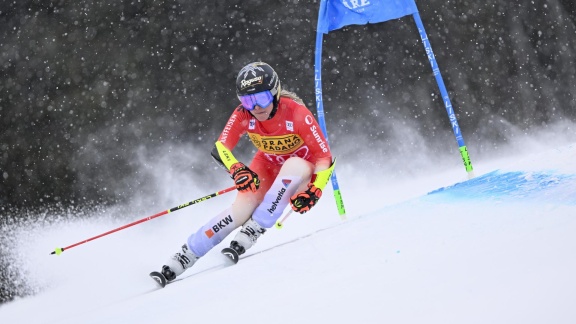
xmin=279 ymin=157 xmax=314 ymax=179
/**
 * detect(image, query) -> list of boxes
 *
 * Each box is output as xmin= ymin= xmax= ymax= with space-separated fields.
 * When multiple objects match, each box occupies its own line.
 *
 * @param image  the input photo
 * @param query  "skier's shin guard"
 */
xmin=187 ymin=207 xmax=239 ymax=257
xmin=252 ymin=157 xmax=314 ymax=228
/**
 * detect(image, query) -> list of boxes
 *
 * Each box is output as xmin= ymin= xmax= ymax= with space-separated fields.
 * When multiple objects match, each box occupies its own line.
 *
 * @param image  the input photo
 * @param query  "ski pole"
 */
xmin=275 ymin=209 xmax=294 ymax=229
xmin=50 ymin=185 xmax=236 ymax=255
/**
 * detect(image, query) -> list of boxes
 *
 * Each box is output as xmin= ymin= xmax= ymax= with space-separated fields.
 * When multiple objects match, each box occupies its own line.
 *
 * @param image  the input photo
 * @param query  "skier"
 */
xmin=157 ymin=62 xmax=335 ymax=282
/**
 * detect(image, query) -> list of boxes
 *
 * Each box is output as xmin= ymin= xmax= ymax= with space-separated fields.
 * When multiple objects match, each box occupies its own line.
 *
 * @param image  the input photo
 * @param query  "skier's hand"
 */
xmin=290 ymin=183 xmax=322 ymax=214
xmin=230 ymin=162 xmax=260 ymax=192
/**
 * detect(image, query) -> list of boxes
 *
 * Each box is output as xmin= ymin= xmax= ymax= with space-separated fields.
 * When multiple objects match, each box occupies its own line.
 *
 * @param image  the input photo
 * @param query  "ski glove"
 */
xmin=230 ymin=162 xmax=260 ymax=193
xmin=290 ymin=183 xmax=322 ymax=214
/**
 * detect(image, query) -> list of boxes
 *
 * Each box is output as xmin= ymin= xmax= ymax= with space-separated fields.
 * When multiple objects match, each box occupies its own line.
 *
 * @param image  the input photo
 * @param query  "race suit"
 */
xmin=187 ymin=97 xmax=333 ymax=257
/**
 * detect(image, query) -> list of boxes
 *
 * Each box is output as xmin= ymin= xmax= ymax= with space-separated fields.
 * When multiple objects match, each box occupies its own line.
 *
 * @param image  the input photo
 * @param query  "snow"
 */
xmin=1 ymin=140 xmax=576 ymax=324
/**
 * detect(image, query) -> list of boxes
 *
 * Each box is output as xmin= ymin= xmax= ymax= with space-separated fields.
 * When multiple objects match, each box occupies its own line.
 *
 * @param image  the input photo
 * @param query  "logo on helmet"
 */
xmin=240 ymin=76 xmax=263 ymax=90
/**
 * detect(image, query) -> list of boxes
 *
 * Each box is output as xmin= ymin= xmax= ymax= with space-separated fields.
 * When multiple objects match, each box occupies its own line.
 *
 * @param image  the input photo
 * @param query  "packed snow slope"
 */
xmin=1 ymin=143 xmax=576 ymax=324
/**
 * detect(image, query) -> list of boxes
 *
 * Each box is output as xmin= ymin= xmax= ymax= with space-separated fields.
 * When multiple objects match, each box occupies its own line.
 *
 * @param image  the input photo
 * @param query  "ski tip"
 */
xmin=221 ymin=247 xmax=239 ymax=264
xmin=149 ymin=271 xmax=167 ymax=288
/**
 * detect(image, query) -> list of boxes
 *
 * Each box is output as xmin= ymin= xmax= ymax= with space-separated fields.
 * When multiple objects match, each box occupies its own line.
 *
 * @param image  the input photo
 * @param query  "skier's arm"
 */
xmin=210 ymin=109 xmax=259 ymax=192
xmin=288 ymin=105 xmax=335 ymax=213
xmin=212 ymin=141 xmax=260 ymax=193
xmin=210 ymin=142 xmax=235 ymax=171
xmin=290 ymin=158 xmax=336 ymax=214
xmin=311 ymin=157 xmax=334 ymax=189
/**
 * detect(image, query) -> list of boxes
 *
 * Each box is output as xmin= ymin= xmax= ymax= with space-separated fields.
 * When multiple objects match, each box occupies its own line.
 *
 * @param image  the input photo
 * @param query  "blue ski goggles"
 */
xmin=239 ymin=90 xmax=274 ymax=111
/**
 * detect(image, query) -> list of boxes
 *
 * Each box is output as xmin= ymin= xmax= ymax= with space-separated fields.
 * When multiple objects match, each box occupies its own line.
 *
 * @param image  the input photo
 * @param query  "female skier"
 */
xmin=157 ymin=62 xmax=335 ymax=282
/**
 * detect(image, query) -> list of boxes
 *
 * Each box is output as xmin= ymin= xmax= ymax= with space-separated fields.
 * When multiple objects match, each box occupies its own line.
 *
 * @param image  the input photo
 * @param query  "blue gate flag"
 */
xmin=318 ymin=0 xmax=418 ymax=33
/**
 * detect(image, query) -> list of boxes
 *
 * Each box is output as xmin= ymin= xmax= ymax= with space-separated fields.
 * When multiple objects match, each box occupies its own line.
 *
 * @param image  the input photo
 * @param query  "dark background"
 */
xmin=1 ymin=0 xmax=575 ymax=303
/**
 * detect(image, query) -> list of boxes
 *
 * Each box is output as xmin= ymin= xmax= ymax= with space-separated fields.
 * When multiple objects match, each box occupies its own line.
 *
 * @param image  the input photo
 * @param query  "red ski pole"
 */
xmin=50 ymin=186 xmax=236 ymax=255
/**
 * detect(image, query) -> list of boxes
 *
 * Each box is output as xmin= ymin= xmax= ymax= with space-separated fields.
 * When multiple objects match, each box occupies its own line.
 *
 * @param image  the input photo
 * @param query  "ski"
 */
xmin=149 ymin=257 xmax=233 ymax=289
xmin=221 ymin=247 xmax=240 ymax=264
xmin=148 ymin=222 xmax=347 ymax=289
xmin=149 ymin=271 xmax=168 ymax=288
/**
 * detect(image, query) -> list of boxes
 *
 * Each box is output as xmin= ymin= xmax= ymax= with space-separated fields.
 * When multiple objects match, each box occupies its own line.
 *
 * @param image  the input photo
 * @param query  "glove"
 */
xmin=290 ymin=183 xmax=322 ymax=214
xmin=230 ymin=162 xmax=260 ymax=192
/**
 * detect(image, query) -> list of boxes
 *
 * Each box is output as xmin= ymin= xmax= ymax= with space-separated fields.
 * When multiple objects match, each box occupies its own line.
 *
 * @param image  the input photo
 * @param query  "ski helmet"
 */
xmin=236 ymin=62 xmax=281 ymax=103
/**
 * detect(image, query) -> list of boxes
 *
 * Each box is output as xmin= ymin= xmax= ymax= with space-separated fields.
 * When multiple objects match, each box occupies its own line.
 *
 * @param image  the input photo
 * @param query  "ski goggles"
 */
xmin=239 ymin=90 xmax=274 ymax=111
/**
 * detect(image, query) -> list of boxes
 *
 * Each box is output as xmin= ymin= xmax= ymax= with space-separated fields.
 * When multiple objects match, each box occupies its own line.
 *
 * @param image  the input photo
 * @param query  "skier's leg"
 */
xmin=230 ymin=157 xmax=314 ymax=254
xmin=161 ymin=201 xmax=253 ymax=280
xmin=186 ymin=190 xmax=263 ymax=258
xmin=160 ymin=158 xmax=275 ymax=280
xmin=251 ymin=157 xmax=314 ymax=227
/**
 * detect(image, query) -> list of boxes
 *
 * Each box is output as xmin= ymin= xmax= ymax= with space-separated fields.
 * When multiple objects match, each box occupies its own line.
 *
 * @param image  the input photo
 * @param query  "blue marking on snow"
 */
xmin=426 ymin=170 xmax=576 ymax=205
